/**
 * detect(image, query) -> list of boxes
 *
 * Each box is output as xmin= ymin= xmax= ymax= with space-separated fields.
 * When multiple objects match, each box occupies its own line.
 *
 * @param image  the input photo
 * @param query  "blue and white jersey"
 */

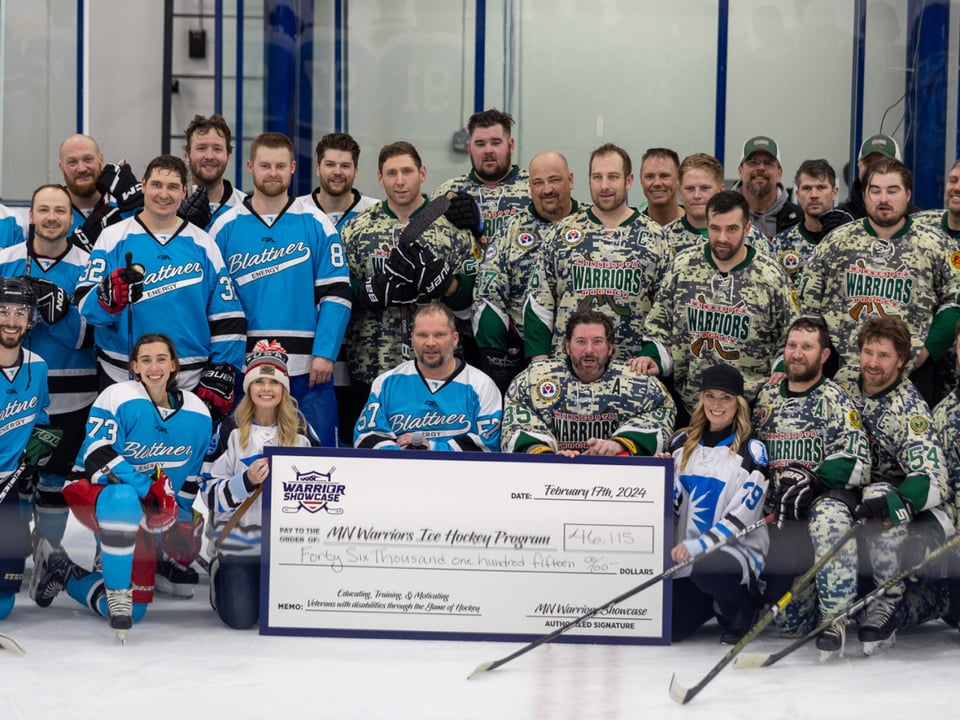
xmin=76 ymin=216 xmax=247 ymax=388
xmin=210 ymin=195 xmax=351 ymax=374
xmin=205 ymin=181 xmax=247 ymax=231
xmin=299 ymin=188 xmax=378 ymax=232
xmin=0 ymin=203 xmax=27 ymax=249
xmin=77 ymin=381 xmax=212 ymax=510
xmin=355 ymin=359 xmax=502 ymax=452
xmin=0 ymin=242 xmax=97 ymax=414
xmin=0 ymin=349 xmax=50 ymax=476
xmin=669 ymin=431 xmax=770 ymax=580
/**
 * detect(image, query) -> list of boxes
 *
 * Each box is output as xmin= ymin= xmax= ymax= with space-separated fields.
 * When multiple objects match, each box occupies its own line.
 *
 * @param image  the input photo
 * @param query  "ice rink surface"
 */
xmin=4 ymin=521 xmax=960 ymax=720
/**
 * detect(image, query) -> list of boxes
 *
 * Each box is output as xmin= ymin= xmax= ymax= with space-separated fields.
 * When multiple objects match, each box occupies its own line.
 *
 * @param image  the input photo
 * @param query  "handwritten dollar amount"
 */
xmin=565 ymin=524 xmax=645 ymax=551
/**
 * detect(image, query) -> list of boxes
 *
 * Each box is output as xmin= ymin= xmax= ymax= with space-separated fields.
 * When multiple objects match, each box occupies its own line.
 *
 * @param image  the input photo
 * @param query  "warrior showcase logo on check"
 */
xmin=281 ymin=465 xmax=345 ymax=515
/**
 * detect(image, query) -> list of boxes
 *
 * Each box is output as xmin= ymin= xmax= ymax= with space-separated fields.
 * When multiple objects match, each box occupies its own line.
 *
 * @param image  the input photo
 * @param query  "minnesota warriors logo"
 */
xmin=685 ymin=295 xmax=751 ymax=360
xmin=844 ymin=260 xmax=912 ymax=320
xmin=281 ymin=466 xmax=345 ymax=515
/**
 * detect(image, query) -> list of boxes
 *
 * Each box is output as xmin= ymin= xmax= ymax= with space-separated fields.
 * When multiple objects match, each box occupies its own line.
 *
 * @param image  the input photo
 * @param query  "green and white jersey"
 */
xmin=753 ymin=376 xmax=870 ymax=493
xmin=640 ymin=245 xmax=798 ymax=411
xmin=502 ymin=359 xmax=676 ymax=455
xmin=835 ymin=369 xmax=948 ymax=517
xmin=769 ymin=222 xmax=823 ymax=286
xmin=932 ymin=386 xmax=960 ymax=503
xmin=432 ymin=165 xmax=530 ymax=251
xmin=662 ymin=214 xmax=770 ymax=258
xmin=340 ymin=198 xmax=479 ymax=384
xmin=798 ymin=217 xmax=960 ymax=368
xmin=473 ymin=201 xmax=579 ymax=350
xmin=524 ymin=207 xmax=670 ymax=360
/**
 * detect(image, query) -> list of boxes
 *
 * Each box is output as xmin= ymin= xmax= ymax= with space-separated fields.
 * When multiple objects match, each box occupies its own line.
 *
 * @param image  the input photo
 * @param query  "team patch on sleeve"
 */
xmin=909 ymin=415 xmax=930 ymax=434
xmin=848 ymin=409 xmax=862 ymax=429
xmin=950 ymin=251 xmax=960 ymax=270
xmin=536 ymin=378 xmax=560 ymax=401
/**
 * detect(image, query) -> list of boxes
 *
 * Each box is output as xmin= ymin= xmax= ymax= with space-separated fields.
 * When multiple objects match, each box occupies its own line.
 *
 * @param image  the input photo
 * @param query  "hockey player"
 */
xmin=210 ymin=132 xmax=351 ymax=447
xmin=834 ymin=317 xmax=953 ymax=654
xmin=730 ymin=135 xmax=801 ymax=238
xmin=799 ymin=156 xmax=960 ymax=407
xmin=664 ymin=153 xmax=769 ymax=257
xmin=179 ymin=114 xmax=247 ymax=231
xmin=302 ymin=132 xmax=378 ymax=231
xmin=0 ymin=277 xmax=56 ymax=621
xmin=752 ymin=316 xmax=871 ymax=654
xmin=639 ymin=148 xmax=683 ymax=227
xmin=0 ymin=184 xmax=96 ymax=550
xmin=32 ymin=333 xmax=212 ymax=638
xmin=0 ymin=202 xmax=27 ymax=249
xmin=665 ymin=364 xmax=770 ymax=644
xmin=432 ymin=108 xmax=529 ymax=252
xmin=838 ymin=134 xmax=920 ymax=220
xmin=473 ymin=150 xmax=579 ymax=392
xmin=632 ymin=191 xmax=798 ymax=415
xmin=354 ymin=303 xmax=501 ymax=452
xmin=75 ymin=154 xmax=246 ymax=414
xmin=339 ymin=141 xmax=480 ymax=440
xmin=913 ymin=159 xmax=960 ymax=241
xmin=502 ymin=310 xmax=674 ymax=456
xmin=769 ymin=159 xmax=854 ymax=285
xmin=524 ymin=143 xmax=670 ymax=361
xmin=204 ymin=341 xmax=316 ymax=629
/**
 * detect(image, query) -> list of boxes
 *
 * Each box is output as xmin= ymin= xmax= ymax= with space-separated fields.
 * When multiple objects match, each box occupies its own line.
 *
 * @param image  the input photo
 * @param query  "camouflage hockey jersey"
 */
xmin=912 ymin=209 xmax=960 ymax=241
xmin=432 ymin=165 xmax=530 ymax=251
xmin=834 ymin=368 xmax=950 ymax=527
xmin=798 ymin=217 xmax=960 ymax=368
xmin=662 ymin=214 xmax=770 ymax=258
xmin=640 ymin=245 xmax=798 ymax=411
xmin=473 ymin=201 xmax=580 ymax=350
xmin=340 ymin=198 xmax=479 ymax=384
xmin=769 ymin=221 xmax=823 ymax=286
xmin=502 ymin=359 xmax=676 ymax=455
xmin=524 ymin=207 xmax=670 ymax=360
xmin=753 ymin=376 xmax=870 ymax=494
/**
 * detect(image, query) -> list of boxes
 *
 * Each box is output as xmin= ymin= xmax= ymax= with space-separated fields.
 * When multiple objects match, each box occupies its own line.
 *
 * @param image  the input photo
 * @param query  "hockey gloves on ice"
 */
xmin=97 ymin=162 xmax=143 ymax=213
xmin=142 ymin=467 xmax=178 ymax=533
xmin=444 ymin=191 xmax=483 ymax=237
xmin=775 ymin=464 xmax=822 ymax=527
xmin=179 ymin=186 xmax=212 ymax=229
xmin=855 ymin=492 xmax=913 ymax=526
xmin=25 ymin=277 xmax=69 ymax=325
xmin=195 ymin=362 xmax=236 ymax=424
xmin=97 ymin=264 xmax=144 ymax=313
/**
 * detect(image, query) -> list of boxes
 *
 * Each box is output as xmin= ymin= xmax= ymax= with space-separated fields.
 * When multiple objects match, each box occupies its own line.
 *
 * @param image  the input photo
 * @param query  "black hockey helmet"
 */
xmin=0 ymin=276 xmax=37 ymax=328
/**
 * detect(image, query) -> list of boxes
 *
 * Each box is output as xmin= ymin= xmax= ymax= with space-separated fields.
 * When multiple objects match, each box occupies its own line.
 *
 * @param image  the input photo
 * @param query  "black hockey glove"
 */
xmin=817 ymin=208 xmax=854 ymax=237
xmin=195 ymin=363 xmax=236 ymax=424
xmin=70 ymin=204 xmax=120 ymax=253
xmin=25 ymin=277 xmax=69 ymax=324
xmin=96 ymin=162 xmax=143 ymax=212
xmin=179 ymin=186 xmax=212 ymax=229
xmin=480 ymin=328 xmax=527 ymax=394
xmin=775 ymin=464 xmax=822 ymax=527
xmin=384 ymin=237 xmax=428 ymax=288
xmin=356 ymin=273 xmax=420 ymax=313
xmin=855 ymin=492 xmax=913 ymax=526
xmin=414 ymin=242 xmax=455 ymax=299
xmin=444 ymin=191 xmax=483 ymax=237
xmin=96 ymin=264 xmax=144 ymax=313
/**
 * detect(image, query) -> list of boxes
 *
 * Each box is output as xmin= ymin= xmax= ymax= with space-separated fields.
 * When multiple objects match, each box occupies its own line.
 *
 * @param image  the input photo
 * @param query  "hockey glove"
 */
xmin=96 ymin=264 xmax=144 ymax=313
xmin=195 ymin=362 xmax=236 ymax=424
xmin=25 ymin=277 xmax=70 ymax=324
xmin=179 ymin=186 xmax=211 ymax=229
xmin=356 ymin=273 xmax=420 ymax=312
xmin=444 ymin=191 xmax=483 ymax=237
xmin=480 ymin=345 xmax=526 ymax=394
xmin=162 ymin=510 xmax=204 ymax=569
xmin=384 ymin=237 xmax=428 ymax=287
xmin=817 ymin=208 xmax=854 ymax=237
xmin=70 ymin=204 xmax=120 ymax=253
xmin=855 ymin=492 xmax=913 ymax=526
xmin=775 ymin=464 xmax=822 ymax=527
xmin=96 ymin=162 xmax=143 ymax=212
xmin=141 ymin=467 xmax=178 ymax=533
xmin=415 ymin=242 xmax=455 ymax=299
xmin=19 ymin=424 xmax=63 ymax=470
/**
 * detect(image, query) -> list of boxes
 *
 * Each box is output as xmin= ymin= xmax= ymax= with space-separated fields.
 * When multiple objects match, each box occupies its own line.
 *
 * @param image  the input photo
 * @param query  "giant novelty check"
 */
xmin=261 ymin=448 xmax=672 ymax=644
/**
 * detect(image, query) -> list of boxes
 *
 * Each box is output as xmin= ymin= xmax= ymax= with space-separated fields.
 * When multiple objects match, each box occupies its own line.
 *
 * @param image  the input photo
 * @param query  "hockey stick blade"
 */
xmin=734 ymin=530 xmax=960 ymax=670
xmin=0 ymin=633 xmax=25 ymax=656
xmin=668 ymin=519 xmax=863 ymax=704
xmin=467 ymin=514 xmax=773 ymax=680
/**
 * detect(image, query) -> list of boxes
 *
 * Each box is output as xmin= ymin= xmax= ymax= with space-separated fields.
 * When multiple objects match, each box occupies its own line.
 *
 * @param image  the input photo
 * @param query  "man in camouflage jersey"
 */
xmin=473 ymin=150 xmax=580 ymax=392
xmin=432 ymin=108 xmax=529 ymax=252
xmin=502 ymin=310 xmax=675 ymax=456
xmin=834 ymin=317 xmax=954 ymax=654
xmin=799 ymin=157 xmax=960 ymax=407
xmin=664 ymin=153 xmax=769 ymax=258
xmin=340 ymin=142 xmax=479 ymax=436
xmin=524 ymin=143 xmax=670 ymax=362
xmin=769 ymin=159 xmax=854 ymax=285
xmin=913 ymin=159 xmax=960 ymax=241
xmin=752 ymin=317 xmax=871 ymax=654
xmin=632 ymin=191 xmax=798 ymax=414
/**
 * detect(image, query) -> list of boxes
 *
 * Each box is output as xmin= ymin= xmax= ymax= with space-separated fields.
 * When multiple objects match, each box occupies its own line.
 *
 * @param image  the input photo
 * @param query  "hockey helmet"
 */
xmin=0 ymin=276 xmax=37 ymax=328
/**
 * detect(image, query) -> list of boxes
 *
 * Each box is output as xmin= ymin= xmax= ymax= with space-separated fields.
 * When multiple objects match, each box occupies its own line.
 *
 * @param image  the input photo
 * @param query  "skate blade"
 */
xmin=861 ymin=634 xmax=895 ymax=656
xmin=818 ymin=649 xmax=841 ymax=663
xmin=0 ymin=633 xmax=25 ymax=656
xmin=115 ymin=629 xmax=128 ymax=645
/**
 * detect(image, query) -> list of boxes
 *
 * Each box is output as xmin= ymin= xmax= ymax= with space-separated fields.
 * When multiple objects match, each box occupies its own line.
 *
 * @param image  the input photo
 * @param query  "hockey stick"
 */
xmin=467 ymin=513 xmax=774 ymax=680
xmin=0 ymin=463 xmax=29 ymax=506
xmin=124 ymin=252 xmax=134 ymax=380
xmin=214 ymin=485 xmax=262 ymax=549
xmin=668 ymin=519 xmax=863 ymax=705
xmin=734 ymin=530 xmax=960 ymax=669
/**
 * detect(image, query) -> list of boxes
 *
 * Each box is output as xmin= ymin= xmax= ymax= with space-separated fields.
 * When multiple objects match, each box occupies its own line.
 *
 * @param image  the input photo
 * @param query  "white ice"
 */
xmin=2 ymin=517 xmax=959 ymax=720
